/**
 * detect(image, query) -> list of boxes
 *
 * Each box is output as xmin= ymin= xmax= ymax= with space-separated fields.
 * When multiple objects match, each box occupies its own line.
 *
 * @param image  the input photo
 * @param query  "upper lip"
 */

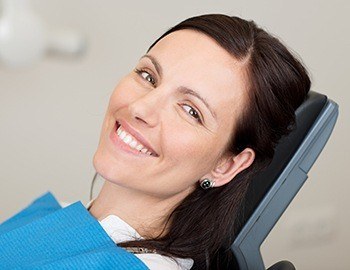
xmin=116 ymin=119 xmax=159 ymax=157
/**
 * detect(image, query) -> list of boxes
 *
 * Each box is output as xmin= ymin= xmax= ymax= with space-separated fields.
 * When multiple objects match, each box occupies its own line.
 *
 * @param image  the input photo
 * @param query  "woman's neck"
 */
xmin=88 ymin=180 xmax=191 ymax=238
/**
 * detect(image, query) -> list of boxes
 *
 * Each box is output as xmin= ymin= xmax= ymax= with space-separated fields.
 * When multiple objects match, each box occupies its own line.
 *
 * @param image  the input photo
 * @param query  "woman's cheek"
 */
xmin=173 ymin=130 xmax=206 ymax=158
xmin=110 ymin=88 xmax=130 ymax=108
xmin=109 ymin=76 xmax=138 ymax=106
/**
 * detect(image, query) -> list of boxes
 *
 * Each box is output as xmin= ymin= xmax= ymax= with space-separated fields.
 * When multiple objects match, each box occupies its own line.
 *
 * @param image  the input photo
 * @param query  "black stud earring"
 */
xmin=200 ymin=178 xmax=215 ymax=189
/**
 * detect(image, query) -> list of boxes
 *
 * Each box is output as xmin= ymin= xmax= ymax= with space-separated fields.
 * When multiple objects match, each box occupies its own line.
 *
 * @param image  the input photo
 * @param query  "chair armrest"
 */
xmin=267 ymin=260 xmax=295 ymax=270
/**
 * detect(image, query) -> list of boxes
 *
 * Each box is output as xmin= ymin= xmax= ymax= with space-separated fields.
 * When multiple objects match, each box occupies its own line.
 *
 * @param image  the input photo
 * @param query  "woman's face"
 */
xmin=93 ymin=29 xmax=248 ymax=199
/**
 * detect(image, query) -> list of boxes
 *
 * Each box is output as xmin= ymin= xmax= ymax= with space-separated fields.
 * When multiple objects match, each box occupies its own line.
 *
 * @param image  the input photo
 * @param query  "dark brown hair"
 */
xmin=117 ymin=14 xmax=311 ymax=269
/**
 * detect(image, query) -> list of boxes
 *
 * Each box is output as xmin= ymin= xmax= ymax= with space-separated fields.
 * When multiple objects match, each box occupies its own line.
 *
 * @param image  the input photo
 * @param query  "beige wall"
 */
xmin=0 ymin=0 xmax=348 ymax=269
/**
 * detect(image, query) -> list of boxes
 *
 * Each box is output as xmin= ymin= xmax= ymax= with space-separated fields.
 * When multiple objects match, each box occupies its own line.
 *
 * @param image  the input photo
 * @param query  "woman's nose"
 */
xmin=127 ymin=88 xmax=166 ymax=128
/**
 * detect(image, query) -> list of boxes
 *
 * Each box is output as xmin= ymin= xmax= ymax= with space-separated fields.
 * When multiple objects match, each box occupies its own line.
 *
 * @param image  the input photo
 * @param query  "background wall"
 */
xmin=0 ymin=0 xmax=348 ymax=269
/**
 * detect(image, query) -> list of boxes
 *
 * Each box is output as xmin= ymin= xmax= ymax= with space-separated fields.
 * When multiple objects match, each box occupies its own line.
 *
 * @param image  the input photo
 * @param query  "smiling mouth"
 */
xmin=114 ymin=122 xmax=158 ymax=157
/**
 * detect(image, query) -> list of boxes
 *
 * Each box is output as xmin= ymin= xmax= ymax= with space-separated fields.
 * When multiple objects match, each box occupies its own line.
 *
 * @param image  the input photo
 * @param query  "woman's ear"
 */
xmin=204 ymin=148 xmax=255 ymax=188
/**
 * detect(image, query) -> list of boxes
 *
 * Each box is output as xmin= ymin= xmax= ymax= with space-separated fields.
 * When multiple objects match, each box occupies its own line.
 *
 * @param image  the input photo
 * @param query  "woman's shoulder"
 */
xmin=136 ymin=253 xmax=193 ymax=270
xmin=98 ymin=214 xmax=194 ymax=269
xmin=61 ymin=200 xmax=194 ymax=269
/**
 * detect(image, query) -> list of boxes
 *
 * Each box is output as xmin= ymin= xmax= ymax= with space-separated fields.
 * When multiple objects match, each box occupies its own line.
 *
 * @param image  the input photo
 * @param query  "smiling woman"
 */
xmin=0 ymin=13 xmax=310 ymax=270
xmin=87 ymin=13 xmax=311 ymax=270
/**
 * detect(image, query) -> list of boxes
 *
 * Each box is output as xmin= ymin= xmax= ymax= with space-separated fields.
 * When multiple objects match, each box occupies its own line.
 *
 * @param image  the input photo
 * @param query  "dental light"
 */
xmin=0 ymin=0 xmax=87 ymax=68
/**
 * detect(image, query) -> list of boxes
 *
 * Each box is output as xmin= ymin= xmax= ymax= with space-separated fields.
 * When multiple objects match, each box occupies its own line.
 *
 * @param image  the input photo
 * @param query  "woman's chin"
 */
xmin=93 ymin=149 xmax=130 ymax=183
xmin=93 ymin=150 xmax=113 ymax=178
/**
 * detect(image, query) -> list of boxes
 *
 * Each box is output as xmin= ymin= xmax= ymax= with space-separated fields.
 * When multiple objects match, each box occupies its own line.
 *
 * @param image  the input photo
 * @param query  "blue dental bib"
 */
xmin=0 ymin=192 xmax=148 ymax=269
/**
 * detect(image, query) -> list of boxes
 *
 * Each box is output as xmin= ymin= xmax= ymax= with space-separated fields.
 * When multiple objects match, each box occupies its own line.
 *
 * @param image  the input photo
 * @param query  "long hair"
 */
xmin=100 ymin=14 xmax=311 ymax=269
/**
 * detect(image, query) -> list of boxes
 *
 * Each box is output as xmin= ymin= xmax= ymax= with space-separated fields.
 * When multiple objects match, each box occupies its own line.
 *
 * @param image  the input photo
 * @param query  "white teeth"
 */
xmin=120 ymin=131 xmax=126 ymax=139
xmin=136 ymin=144 xmax=143 ymax=151
xmin=116 ymin=124 xmax=156 ymax=156
xmin=123 ymin=135 xmax=132 ymax=144
xmin=129 ymin=140 xmax=138 ymax=149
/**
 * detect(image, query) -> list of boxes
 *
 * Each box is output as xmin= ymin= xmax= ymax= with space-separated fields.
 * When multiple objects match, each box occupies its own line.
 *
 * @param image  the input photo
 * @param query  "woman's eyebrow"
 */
xmin=140 ymin=54 xmax=163 ymax=77
xmin=178 ymin=86 xmax=217 ymax=120
xmin=139 ymin=54 xmax=217 ymax=121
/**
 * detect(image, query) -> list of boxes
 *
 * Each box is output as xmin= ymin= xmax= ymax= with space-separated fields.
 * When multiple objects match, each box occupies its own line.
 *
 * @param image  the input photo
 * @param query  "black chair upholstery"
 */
xmin=230 ymin=91 xmax=339 ymax=269
xmin=240 ymin=92 xmax=327 ymax=226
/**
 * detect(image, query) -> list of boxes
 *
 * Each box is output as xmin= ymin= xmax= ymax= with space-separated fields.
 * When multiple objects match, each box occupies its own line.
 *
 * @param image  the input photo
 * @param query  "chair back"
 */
xmin=231 ymin=91 xmax=339 ymax=269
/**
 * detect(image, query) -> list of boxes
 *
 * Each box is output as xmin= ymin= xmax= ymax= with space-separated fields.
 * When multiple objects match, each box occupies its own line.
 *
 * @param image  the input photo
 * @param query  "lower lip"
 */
xmin=109 ymin=122 xmax=156 ymax=158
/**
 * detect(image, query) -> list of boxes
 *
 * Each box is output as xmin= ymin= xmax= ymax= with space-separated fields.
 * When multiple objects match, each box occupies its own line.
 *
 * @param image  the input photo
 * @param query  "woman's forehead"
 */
xmin=149 ymin=30 xmax=236 ymax=70
xmin=146 ymin=29 xmax=248 ymax=125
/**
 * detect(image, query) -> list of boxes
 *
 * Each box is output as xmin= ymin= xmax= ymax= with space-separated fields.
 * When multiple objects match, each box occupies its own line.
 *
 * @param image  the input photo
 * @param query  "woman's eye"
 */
xmin=182 ymin=104 xmax=202 ymax=123
xmin=134 ymin=68 xmax=156 ymax=86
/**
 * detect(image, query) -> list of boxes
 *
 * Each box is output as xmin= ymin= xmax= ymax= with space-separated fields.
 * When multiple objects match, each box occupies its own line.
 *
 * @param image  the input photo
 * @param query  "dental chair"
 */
xmin=230 ymin=91 xmax=339 ymax=270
